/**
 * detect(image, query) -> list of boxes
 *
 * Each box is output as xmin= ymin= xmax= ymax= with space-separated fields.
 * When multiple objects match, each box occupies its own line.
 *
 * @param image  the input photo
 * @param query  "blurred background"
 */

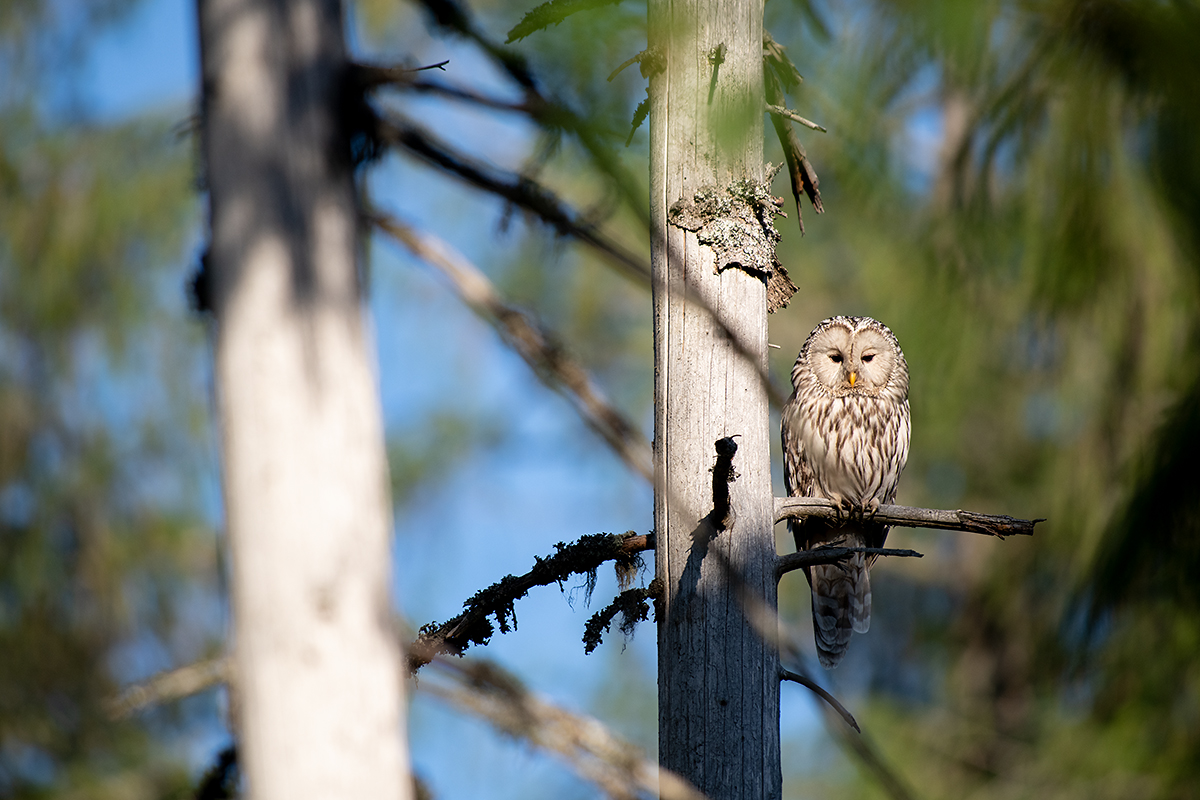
xmin=2 ymin=0 xmax=1198 ymax=797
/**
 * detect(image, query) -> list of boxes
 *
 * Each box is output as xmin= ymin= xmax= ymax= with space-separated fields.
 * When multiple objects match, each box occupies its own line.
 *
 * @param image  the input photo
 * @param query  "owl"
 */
xmin=781 ymin=316 xmax=910 ymax=669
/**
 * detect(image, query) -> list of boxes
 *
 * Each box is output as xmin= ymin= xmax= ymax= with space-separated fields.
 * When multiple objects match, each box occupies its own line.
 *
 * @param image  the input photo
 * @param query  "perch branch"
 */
xmin=697 ymin=439 xmax=867 ymax=735
xmin=408 ymin=531 xmax=654 ymax=673
xmin=373 ymin=213 xmax=653 ymax=482
xmin=704 ymin=439 xmax=919 ymax=799
xmin=775 ymin=496 xmax=1043 ymax=537
xmin=426 ymin=658 xmax=707 ymax=800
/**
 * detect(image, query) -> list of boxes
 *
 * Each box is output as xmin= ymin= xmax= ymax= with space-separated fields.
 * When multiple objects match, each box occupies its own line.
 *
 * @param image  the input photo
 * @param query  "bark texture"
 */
xmin=198 ymin=0 xmax=410 ymax=797
xmin=649 ymin=0 xmax=782 ymax=796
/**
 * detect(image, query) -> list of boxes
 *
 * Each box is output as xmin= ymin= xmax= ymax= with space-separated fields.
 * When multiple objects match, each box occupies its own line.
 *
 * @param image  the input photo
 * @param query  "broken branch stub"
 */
xmin=667 ymin=171 xmax=798 ymax=312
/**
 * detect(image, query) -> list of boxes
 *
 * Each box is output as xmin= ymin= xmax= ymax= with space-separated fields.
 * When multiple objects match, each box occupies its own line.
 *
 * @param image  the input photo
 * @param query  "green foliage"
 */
xmin=506 ymin=0 xmax=627 ymax=43
xmin=761 ymin=1 xmax=1200 ymax=796
xmin=0 ymin=4 xmax=210 ymax=798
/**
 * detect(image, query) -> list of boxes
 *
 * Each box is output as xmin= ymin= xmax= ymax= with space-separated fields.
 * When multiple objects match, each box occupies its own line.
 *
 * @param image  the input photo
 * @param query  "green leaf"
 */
xmin=506 ymin=0 xmax=627 ymax=43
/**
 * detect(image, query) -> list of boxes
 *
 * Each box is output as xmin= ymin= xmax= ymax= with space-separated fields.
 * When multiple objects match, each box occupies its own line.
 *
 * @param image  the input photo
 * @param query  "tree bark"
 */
xmin=649 ymin=0 xmax=781 ymax=796
xmin=198 ymin=1 xmax=411 ymax=798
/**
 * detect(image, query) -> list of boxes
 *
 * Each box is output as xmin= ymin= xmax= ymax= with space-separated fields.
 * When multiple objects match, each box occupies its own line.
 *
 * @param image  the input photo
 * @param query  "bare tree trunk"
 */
xmin=648 ymin=0 xmax=781 ymax=797
xmin=198 ymin=1 xmax=411 ymax=798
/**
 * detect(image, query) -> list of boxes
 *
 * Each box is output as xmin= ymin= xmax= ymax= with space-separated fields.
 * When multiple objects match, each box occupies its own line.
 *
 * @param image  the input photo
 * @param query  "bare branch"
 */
xmin=763 ymin=68 xmax=822 ymax=234
xmin=425 ymin=658 xmax=707 ymax=800
xmin=776 ymin=545 xmax=923 ymax=579
xmin=775 ymin=496 xmax=1043 ymax=537
xmin=372 ymin=113 xmax=652 ymax=284
xmin=780 ymin=667 xmax=858 ymax=732
xmin=373 ymin=214 xmax=654 ymax=482
xmin=406 ymin=0 xmax=651 ymax=228
xmin=407 ymin=531 xmax=654 ymax=673
xmin=765 ymin=104 xmax=826 ymax=132
xmin=106 ymin=656 xmax=231 ymax=719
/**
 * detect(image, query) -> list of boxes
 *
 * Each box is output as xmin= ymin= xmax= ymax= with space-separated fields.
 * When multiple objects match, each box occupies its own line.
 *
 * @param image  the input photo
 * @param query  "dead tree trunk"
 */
xmin=648 ymin=0 xmax=781 ymax=797
xmin=198 ymin=0 xmax=411 ymax=797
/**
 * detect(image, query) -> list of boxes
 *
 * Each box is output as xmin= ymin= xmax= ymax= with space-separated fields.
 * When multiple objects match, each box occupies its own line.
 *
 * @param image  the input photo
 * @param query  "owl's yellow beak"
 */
xmin=848 ymin=371 xmax=857 ymax=387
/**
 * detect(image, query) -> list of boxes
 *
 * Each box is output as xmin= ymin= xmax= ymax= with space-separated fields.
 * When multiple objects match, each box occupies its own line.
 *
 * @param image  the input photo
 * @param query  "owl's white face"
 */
xmin=804 ymin=322 xmax=904 ymax=398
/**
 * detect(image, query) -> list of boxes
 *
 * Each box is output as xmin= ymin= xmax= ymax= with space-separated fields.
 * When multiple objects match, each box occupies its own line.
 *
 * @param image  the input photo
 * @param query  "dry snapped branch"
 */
xmin=704 ymin=439 xmax=928 ymax=797
xmin=774 ymin=496 xmax=1043 ymax=537
xmin=408 ymin=531 xmax=653 ymax=673
xmin=373 ymin=213 xmax=654 ymax=482
xmin=763 ymin=31 xmax=823 ymax=233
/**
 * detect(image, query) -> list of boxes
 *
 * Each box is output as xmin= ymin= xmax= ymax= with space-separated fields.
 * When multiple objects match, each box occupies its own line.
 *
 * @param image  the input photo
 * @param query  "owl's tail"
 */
xmin=809 ymin=551 xmax=872 ymax=669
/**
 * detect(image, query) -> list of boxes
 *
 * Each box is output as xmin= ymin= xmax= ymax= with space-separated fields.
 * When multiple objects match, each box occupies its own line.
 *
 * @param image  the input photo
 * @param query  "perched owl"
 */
xmin=781 ymin=316 xmax=910 ymax=669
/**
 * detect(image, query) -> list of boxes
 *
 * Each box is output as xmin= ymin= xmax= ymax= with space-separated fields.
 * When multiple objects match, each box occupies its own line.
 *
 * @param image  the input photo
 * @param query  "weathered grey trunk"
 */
xmin=648 ymin=0 xmax=781 ymax=797
xmin=198 ymin=1 xmax=411 ymax=798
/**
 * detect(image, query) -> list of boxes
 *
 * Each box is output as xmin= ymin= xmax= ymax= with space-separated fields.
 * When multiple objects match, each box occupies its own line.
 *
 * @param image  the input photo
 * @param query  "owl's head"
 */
xmin=795 ymin=316 xmax=908 ymax=399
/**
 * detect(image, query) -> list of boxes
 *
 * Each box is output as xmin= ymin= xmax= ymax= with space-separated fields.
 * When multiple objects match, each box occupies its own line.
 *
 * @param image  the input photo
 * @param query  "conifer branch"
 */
xmin=407 ymin=532 xmax=653 ymax=673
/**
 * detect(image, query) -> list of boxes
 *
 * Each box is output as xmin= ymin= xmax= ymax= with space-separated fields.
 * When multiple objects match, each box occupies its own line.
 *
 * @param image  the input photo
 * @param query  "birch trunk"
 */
xmin=198 ymin=0 xmax=411 ymax=797
xmin=648 ymin=0 xmax=782 ymax=797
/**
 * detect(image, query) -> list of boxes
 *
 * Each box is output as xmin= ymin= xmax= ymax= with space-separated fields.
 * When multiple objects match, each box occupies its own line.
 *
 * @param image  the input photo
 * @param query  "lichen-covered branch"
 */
xmin=583 ymin=580 xmax=660 ymax=654
xmin=408 ymin=532 xmax=654 ymax=672
xmin=775 ymin=496 xmax=1043 ymax=537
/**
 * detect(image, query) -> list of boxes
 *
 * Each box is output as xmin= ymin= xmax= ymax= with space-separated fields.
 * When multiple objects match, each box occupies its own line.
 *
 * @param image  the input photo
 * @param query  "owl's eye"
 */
xmin=861 ymin=354 xmax=875 ymax=363
xmin=829 ymin=354 xmax=843 ymax=363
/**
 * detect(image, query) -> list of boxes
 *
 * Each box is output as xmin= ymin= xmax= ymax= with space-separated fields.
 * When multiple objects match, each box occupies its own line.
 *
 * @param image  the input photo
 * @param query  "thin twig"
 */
xmin=373 ymin=213 xmax=654 ymax=482
xmin=425 ymin=658 xmax=707 ymax=800
xmin=780 ymin=667 xmax=858 ymax=732
xmin=776 ymin=546 xmax=923 ymax=579
xmin=774 ymin=496 xmax=1043 ymax=537
xmin=765 ymin=104 xmax=827 ymax=132
xmin=106 ymin=656 xmax=232 ymax=719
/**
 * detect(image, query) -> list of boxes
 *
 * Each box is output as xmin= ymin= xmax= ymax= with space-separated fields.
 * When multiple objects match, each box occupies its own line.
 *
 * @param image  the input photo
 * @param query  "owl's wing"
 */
xmin=864 ymin=397 xmax=910 ymax=564
xmin=781 ymin=392 xmax=817 ymax=551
